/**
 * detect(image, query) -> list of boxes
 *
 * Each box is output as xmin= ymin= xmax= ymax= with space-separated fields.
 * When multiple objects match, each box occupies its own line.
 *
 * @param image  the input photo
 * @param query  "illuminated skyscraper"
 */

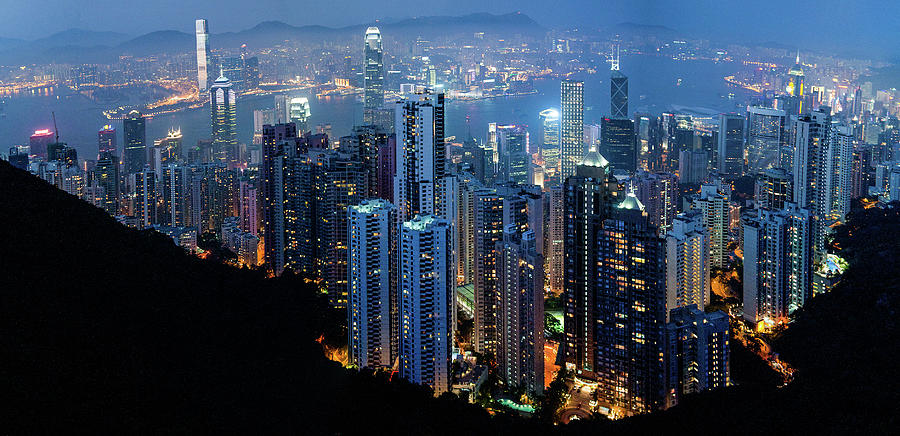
xmin=746 ymin=106 xmax=786 ymax=173
xmin=691 ymin=182 xmax=730 ymax=269
xmin=95 ymin=155 xmax=119 ymax=215
xmin=601 ymin=117 xmax=636 ymax=172
xmin=473 ymin=190 xmax=504 ymax=355
xmin=792 ymin=108 xmax=851 ymax=262
xmin=610 ymin=46 xmax=628 ymax=119
xmin=394 ymin=90 xmax=446 ymax=223
xmin=195 ymin=19 xmax=211 ymax=91
xmin=665 ymin=306 xmax=730 ymax=408
xmin=497 ymin=124 xmax=530 ymax=184
xmin=665 ymin=211 xmax=710 ymax=319
xmin=717 ymin=113 xmax=744 ymax=178
xmin=29 ymin=129 xmax=54 ymax=161
xmin=595 ymin=192 xmax=667 ymax=414
xmin=398 ymin=215 xmax=453 ymax=395
xmin=560 ymin=80 xmax=584 ymax=179
xmin=743 ymin=203 xmax=812 ymax=323
xmin=755 ymin=167 xmax=793 ymax=210
xmin=348 ymin=199 xmax=394 ymax=369
xmin=786 ymin=51 xmax=804 ymax=114
xmin=495 ymin=227 xmax=544 ymax=396
xmin=98 ymin=125 xmax=117 ymax=159
xmin=364 ymin=27 xmax=385 ymax=125
xmin=630 ymin=170 xmax=678 ymax=236
xmin=123 ymin=110 xmax=146 ymax=175
xmin=562 ymin=146 xmax=621 ymax=378
xmin=539 ymin=108 xmax=560 ymax=182
xmin=289 ymin=97 xmax=311 ymax=133
xmin=210 ymin=72 xmax=237 ymax=165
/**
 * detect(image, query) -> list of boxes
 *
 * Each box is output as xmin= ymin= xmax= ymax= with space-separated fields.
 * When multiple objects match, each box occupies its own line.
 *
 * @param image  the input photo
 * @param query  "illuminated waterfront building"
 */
xmin=29 ymin=129 xmax=54 ymax=161
xmin=195 ymin=19 xmax=211 ymax=91
xmin=123 ymin=110 xmax=147 ymax=175
xmin=539 ymin=108 xmax=560 ymax=183
xmin=348 ymin=199 xmax=394 ymax=369
xmin=363 ymin=27 xmax=385 ymax=125
xmin=560 ymin=80 xmax=584 ymax=179
xmin=398 ymin=215 xmax=454 ymax=395
xmin=210 ymin=72 xmax=237 ymax=165
xmin=289 ymin=97 xmax=311 ymax=133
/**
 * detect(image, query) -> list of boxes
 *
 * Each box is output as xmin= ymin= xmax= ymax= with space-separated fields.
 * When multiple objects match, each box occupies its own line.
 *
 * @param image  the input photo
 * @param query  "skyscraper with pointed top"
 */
xmin=364 ymin=27 xmax=385 ymax=125
xmin=210 ymin=70 xmax=237 ymax=165
xmin=610 ymin=44 xmax=628 ymax=119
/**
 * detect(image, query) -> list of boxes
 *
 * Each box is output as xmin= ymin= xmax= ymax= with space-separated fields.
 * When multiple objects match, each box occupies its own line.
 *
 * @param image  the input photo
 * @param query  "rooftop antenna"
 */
xmin=51 ymin=111 xmax=59 ymax=143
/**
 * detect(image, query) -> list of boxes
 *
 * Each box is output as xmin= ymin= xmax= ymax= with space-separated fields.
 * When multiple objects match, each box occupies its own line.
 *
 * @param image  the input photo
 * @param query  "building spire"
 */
xmin=796 ymin=49 xmax=800 ymax=65
xmin=611 ymin=43 xmax=620 ymax=71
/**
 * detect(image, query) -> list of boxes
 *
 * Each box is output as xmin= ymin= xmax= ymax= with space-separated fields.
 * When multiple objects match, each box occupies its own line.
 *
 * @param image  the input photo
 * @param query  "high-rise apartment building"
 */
xmin=742 ymin=203 xmax=812 ymax=323
xmin=630 ymin=170 xmax=678 ymax=236
xmin=691 ymin=182 xmax=730 ymax=269
xmin=348 ymin=199 xmax=394 ymax=369
xmin=398 ymin=215 xmax=454 ymax=395
xmin=394 ymin=90 xmax=446 ymax=223
xmin=495 ymin=228 xmax=544 ymax=396
xmin=665 ymin=305 xmax=729 ymax=408
xmin=665 ymin=211 xmax=710 ymax=318
xmin=746 ymin=107 xmax=786 ymax=174
xmin=755 ymin=167 xmax=793 ymax=210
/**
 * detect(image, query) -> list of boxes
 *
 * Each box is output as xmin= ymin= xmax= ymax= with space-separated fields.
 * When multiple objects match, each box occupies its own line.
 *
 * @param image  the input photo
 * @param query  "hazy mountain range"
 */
xmin=0 ymin=12 xmax=545 ymax=65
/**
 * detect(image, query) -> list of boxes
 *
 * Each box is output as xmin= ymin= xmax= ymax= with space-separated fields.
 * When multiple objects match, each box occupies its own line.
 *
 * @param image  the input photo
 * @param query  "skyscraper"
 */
xmin=595 ymin=193 xmax=667 ymax=414
xmin=630 ymin=170 xmax=678 ymax=236
xmin=665 ymin=305 xmax=729 ymax=408
xmin=742 ymin=203 xmax=812 ymax=323
xmin=210 ymin=72 xmax=237 ymax=165
xmin=98 ymin=125 xmax=117 ymax=159
xmin=195 ymin=19 xmax=211 ymax=91
xmin=539 ymin=108 xmax=561 ymax=183
xmin=95 ymin=155 xmax=119 ymax=215
xmin=473 ymin=189 xmax=504 ymax=355
xmin=601 ymin=117 xmax=636 ymax=172
xmin=562 ymin=146 xmax=621 ymax=378
xmin=666 ymin=211 xmax=710 ymax=318
xmin=495 ymin=228 xmax=544 ymax=396
xmin=755 ymin=167 xmax=793 ymax=210
xmin=29 ymin=129 xmax=54 ymax=161
xmin=363 ymin=27 xmax=385 ymax=125
xmin=748 ymin=107 xmax=789 ymax=173
xmin=691 ymin=182 xmax=730 ymax=269
xmin=394 ymin=90 xmax=446 ymax=223
xmin=398 ymin=215 xmax=453 ymax=395
xmin=289 ymin=97 xmax=311 ymax=133
xmin=497 ymin=124 xmax=530 ymax=184
xmin=717 ymin=113 xmax=744 ymax=178
xmin=610 ymin=46 xmax=628 ymax=119
xmin=786 ymin=51 xmax=805 ymax=115
xmin=348 ymin=199 xmax=394 ymax=369
xmin=793 ymin=108 xmax=851 ymax=262
xmin=560 ymin=80 xmax=584 ymax=179
xmin=123 ymin=110 xmax=147 ymax=175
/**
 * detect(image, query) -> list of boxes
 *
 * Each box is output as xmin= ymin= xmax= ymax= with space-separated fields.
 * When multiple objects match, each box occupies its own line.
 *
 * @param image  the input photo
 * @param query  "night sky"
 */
xmin=2 ymin=0 xmax=899 ymax=59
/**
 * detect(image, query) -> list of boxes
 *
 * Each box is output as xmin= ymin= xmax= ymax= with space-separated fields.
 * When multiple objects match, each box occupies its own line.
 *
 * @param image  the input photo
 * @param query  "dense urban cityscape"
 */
xmin=1 ymin=1 xmax=897 ymax=432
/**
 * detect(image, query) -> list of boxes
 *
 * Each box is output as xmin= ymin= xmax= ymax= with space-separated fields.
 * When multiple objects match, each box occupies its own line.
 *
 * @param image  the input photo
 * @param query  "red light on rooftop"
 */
xmin=33 ymin=129 xmax=52 ymax=136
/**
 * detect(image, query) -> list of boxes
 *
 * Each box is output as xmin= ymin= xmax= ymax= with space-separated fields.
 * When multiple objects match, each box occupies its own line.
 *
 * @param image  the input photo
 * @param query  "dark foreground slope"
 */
xmin=1 ymin=159 xmax=897 ymax=434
